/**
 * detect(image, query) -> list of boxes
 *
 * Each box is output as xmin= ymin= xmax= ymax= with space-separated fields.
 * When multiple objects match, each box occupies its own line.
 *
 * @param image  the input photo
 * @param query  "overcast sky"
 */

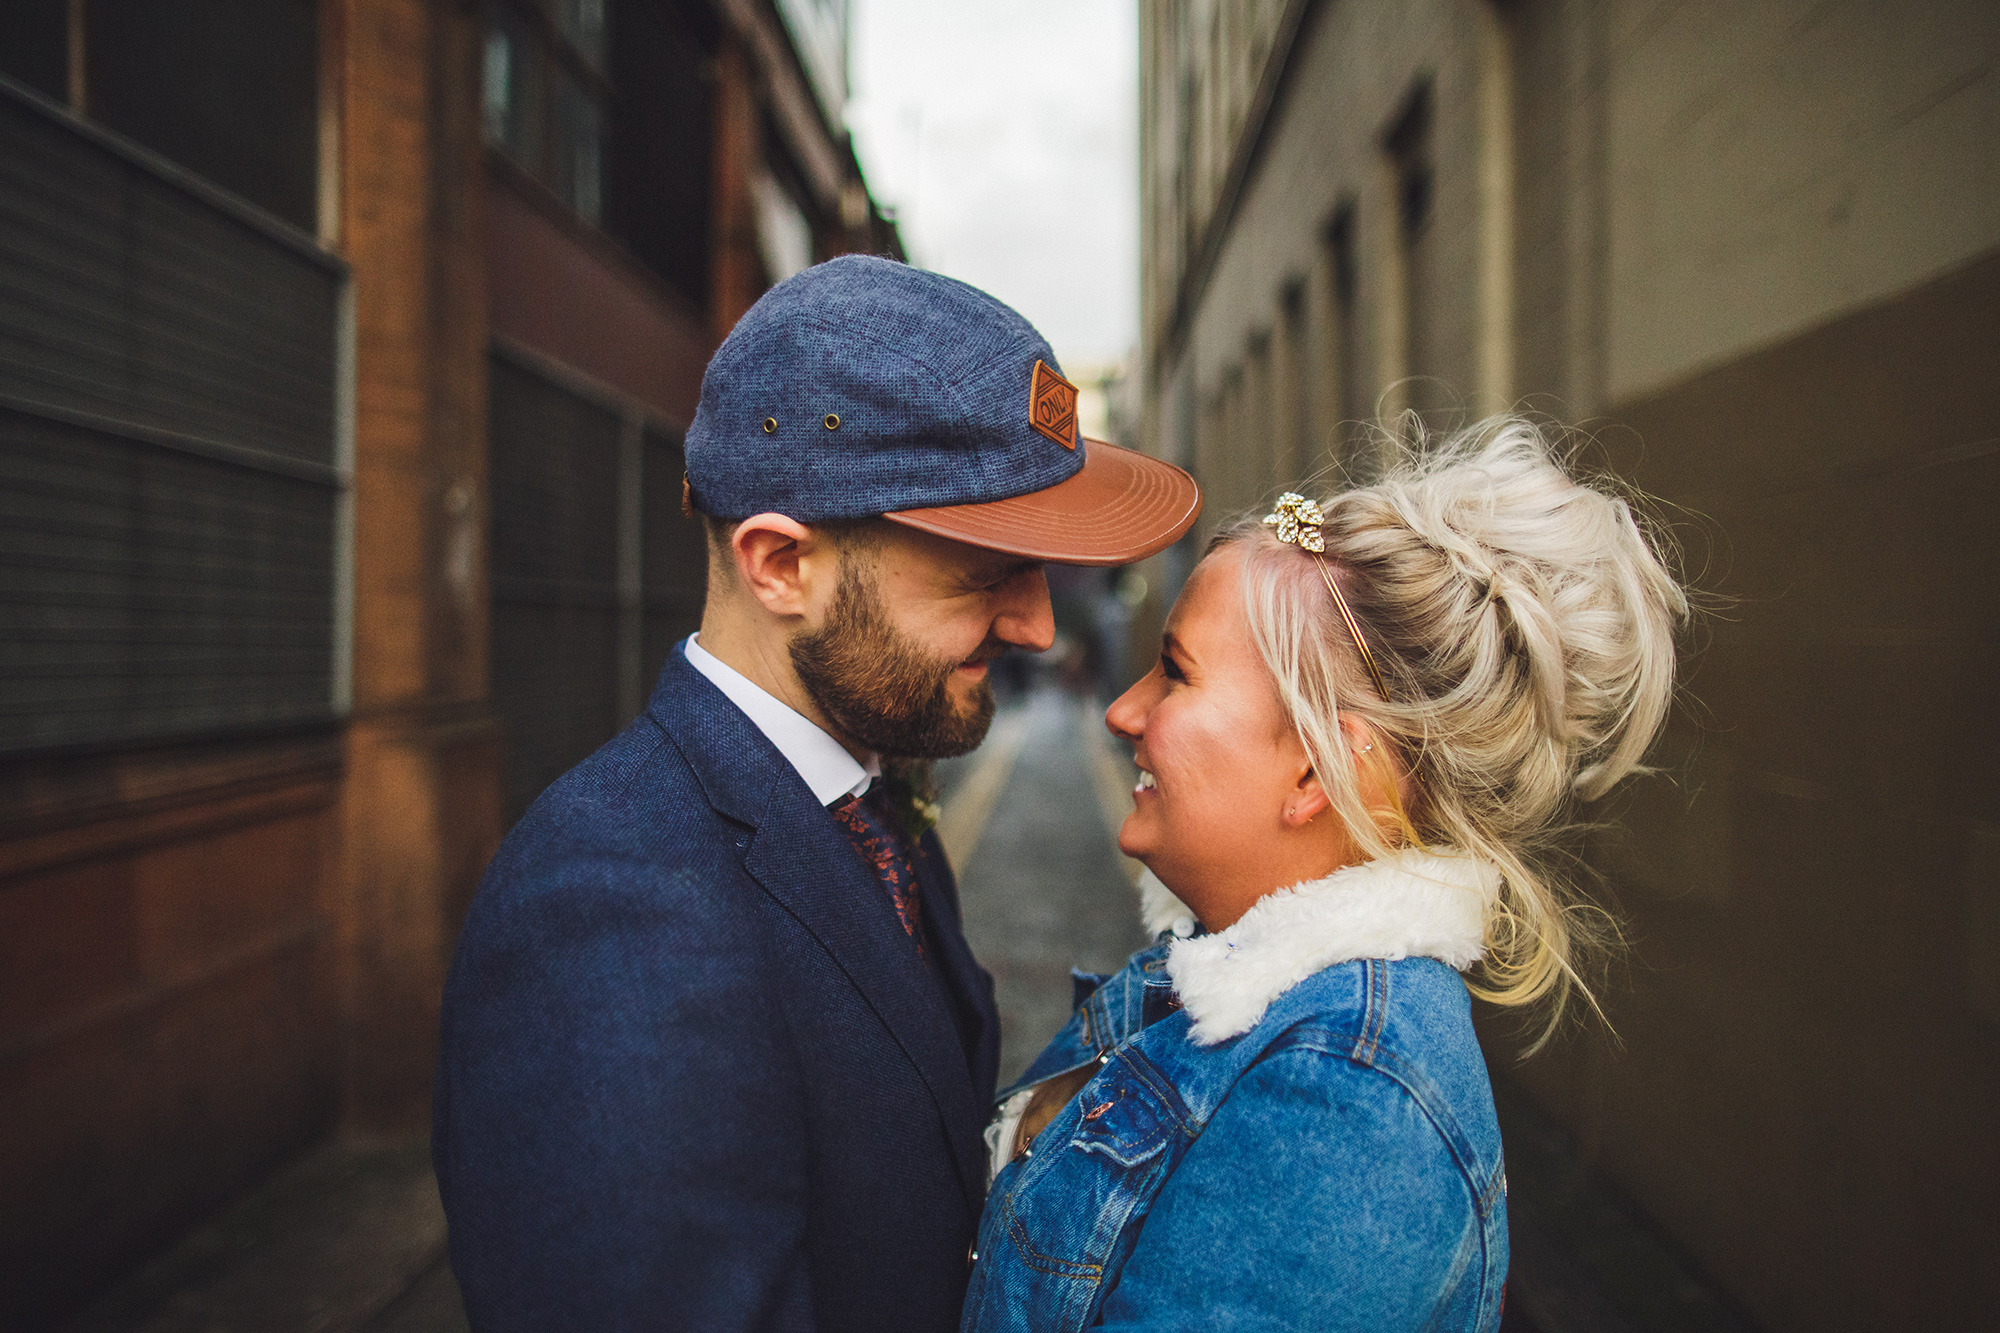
xmin=846 ymin=0 xmax=1138 ymax=372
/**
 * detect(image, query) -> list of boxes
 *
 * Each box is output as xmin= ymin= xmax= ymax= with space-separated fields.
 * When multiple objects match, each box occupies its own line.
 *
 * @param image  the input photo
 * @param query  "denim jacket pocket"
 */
xmin=1067 ymin=1071 xmax=1174 ymax=1169
xmin=966 ymin=1050 xmax=1192 ymax=1333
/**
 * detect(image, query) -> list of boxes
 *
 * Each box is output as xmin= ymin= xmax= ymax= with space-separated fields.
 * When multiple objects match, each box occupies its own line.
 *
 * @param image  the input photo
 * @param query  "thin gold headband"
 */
xmin=1263 ymin=493 xmax=1389 ymax=700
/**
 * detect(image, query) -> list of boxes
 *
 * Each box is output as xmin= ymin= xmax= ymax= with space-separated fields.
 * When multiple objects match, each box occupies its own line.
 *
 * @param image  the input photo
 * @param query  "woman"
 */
xmin=962 ymin=420 xmax=1687 ymax=1332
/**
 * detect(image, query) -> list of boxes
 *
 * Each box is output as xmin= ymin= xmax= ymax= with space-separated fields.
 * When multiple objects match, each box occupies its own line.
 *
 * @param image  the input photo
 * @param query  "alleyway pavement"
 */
xmin=934 ymin=687 xmax=1150 ymax=1085
xmin=63 ymin=685 xmax=1753 ymax=1332
xmin=61 ymin=1138 xmax=464 ymax=1333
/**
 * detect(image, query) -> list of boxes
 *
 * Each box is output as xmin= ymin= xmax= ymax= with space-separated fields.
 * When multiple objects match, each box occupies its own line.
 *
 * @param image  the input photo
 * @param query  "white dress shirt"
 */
xmin=683 ymin=634 xmax=878 ymax=806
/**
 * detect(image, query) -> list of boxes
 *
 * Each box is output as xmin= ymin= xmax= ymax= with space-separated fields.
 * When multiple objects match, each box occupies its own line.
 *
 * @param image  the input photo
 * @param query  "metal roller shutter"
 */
xmin=488 ymin=353 xmax=622 ymax=822
xmin=640 ymin=423 xmax=705 ymax=695
xmin=0 ymin=77 xmax=344 ymax=756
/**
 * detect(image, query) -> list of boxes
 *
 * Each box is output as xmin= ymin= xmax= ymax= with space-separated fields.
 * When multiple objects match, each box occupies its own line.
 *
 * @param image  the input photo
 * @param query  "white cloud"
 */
xmin=848 ymin=0 xmax=1137 ymax=370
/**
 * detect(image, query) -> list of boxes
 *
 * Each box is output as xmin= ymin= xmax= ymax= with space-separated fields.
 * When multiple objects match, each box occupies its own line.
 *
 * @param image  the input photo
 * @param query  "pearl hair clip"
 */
xmin=1263 ymin=493 xmax=1390 ymax=700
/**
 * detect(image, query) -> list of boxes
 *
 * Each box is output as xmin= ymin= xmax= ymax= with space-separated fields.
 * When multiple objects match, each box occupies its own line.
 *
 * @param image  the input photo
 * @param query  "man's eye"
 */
xmin=1160 ymin=654 xmax=1185 ymax=682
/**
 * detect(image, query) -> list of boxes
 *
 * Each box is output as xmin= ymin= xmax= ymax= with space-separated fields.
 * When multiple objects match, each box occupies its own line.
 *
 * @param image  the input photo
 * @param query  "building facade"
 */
xmin=0 ymin=0 xmax=895 ymax=1322
xmin=1138 ymin=2 xmax=2000 ymax=1329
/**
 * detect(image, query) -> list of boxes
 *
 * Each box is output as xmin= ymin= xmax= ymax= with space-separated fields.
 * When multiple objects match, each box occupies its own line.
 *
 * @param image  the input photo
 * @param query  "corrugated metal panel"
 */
xmin=640 ymin=423 xmax=705 ymax=691
xmin=0 ymin=406 xmax=335 ymax=751
xmin=0 ymin=79 xmax=340 ymax=469
xmin=0 ymin=77 xmax=343 ymax=756
xmin=489 ymin=354 xmax=622 ymax=821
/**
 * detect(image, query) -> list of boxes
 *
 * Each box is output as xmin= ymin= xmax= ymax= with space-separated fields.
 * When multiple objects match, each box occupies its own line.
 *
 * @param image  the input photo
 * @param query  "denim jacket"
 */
xmin=962 ymin=851 xmax=1509 ymax=1332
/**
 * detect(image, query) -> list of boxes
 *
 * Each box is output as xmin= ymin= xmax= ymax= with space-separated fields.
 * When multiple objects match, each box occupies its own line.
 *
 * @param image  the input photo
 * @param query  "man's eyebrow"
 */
xmin=968 ymin=558 xmax=1040 ymax=583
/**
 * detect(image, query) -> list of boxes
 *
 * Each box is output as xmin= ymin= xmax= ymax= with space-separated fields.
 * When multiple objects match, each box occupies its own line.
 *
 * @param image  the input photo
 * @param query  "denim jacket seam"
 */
xmin=1108 ymin=1046 xmax=1196 ymax=1140
xmin=1419 ymin=1216 xmax=1486 ymax=1333
xmin=1258 ymin=1029 xmax=1501 ymax=1226
xmin=1353 ymin=957 xmax=1393 ymax=1064
xmin=999 ymin=1188 xmax=1104 ymax=1278
xmin=1353 ymin=1048 xmax=1499 ymax=1227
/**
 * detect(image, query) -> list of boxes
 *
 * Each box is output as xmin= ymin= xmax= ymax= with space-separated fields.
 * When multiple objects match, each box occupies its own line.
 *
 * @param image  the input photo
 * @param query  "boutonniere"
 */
xmin=877 ymin=758 xmax=942 ymax=843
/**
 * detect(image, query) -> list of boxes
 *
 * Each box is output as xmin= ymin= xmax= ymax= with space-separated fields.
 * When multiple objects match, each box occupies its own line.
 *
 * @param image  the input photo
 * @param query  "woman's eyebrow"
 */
xmin=1161 ymin=630 xmax=1193 ymax=665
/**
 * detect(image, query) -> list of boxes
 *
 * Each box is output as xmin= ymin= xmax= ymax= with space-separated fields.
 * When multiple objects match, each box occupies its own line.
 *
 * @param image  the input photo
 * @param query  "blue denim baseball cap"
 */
xmin=684 ymin=256 xmax=1199 ymax=565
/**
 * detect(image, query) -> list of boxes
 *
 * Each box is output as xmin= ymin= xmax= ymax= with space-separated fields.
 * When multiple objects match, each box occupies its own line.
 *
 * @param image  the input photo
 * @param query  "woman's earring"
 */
xmin=1359 ymin=742 xmax=1374 ymax=754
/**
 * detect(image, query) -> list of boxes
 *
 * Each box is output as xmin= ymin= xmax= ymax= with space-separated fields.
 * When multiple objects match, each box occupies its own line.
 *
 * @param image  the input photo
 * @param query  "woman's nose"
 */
xmin=1105 ymin=676 xmax=1148 ymax=743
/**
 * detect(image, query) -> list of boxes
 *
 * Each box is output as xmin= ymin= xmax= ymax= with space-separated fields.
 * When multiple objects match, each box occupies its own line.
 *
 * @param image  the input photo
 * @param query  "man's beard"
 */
xmin=790 ymin=559 xmax=999 ymax=759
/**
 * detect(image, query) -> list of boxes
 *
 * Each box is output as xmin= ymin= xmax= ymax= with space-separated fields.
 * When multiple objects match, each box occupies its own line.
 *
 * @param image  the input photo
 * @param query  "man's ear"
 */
xmin=731 ymin=514 xmax=828 ymax=618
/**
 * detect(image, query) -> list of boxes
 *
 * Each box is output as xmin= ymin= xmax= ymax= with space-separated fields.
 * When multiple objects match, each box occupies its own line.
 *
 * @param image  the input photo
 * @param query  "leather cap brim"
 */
xmin=881 ymin=439 xmax=1201 ymax=566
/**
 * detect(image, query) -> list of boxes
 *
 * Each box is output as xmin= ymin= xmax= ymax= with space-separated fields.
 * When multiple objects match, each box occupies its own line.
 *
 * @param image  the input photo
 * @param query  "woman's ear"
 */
xmin=1338 ymin=713 xmax=1377 ymax=766
xmin=1282 ymin=766 xmax=1331 ymax=828
xmin=1282 ymin=739 xmax=1333 ymax=826
xmin=1284 ymin=716 xmax=1381 ymax=827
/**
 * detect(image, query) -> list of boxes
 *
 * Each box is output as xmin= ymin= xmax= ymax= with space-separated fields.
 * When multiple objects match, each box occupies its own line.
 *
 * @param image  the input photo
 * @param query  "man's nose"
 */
xmin=993 ymin=568 xmax=1056 ymax=652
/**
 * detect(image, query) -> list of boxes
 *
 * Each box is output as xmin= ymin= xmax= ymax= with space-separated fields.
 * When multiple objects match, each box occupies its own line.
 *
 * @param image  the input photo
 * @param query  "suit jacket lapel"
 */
xmin=913 ymin=831 xmax=1000 ymax=1108
xmin=648 ymin=646 xmax=989 ymax=1207
xmin=742 ymin=798 xmax=988 ymax=1204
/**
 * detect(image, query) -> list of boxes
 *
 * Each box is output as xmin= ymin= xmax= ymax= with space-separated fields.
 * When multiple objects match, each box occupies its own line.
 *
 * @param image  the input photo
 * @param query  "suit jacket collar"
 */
xmin=648 ymin=643 xmax=992 ymax=1207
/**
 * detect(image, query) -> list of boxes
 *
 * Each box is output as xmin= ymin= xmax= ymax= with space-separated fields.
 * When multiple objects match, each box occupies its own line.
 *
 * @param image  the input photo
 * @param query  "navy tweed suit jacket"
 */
xmin=434 ymin=643 xmax=1001 ymax=1331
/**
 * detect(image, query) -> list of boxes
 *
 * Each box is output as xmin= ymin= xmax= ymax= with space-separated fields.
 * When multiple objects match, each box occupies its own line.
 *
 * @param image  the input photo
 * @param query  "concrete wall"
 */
xmin=1599 ymin=0 xmax=2000 ymax=402
xmin=1139 ymin=0 xmax=2000 ymax=1326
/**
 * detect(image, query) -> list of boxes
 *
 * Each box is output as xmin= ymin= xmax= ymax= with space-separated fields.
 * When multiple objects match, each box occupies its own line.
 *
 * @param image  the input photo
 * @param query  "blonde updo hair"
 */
xmin=1222 ymin=417 xmax=1688 ymax=1044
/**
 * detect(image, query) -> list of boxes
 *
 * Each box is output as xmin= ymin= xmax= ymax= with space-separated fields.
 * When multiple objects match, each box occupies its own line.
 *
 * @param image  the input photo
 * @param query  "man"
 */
xmin=434 ymin=256 xmax=1198 ymax=1331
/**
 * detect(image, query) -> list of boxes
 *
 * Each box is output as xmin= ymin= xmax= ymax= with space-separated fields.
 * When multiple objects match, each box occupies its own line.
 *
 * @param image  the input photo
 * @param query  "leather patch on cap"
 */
xmin=1029 ymin=359 xmax=1079 ymax=449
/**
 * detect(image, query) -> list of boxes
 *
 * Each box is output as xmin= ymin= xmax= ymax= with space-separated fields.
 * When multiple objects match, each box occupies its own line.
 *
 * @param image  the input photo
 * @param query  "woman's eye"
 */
xmin=1160 ymin=653 xmax=1185 ymax=683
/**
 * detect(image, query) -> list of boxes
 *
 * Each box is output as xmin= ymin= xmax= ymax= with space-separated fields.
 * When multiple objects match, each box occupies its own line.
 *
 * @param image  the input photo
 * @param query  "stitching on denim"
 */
xmin=1259 ymin=1033 xmax=1500 ymax=1230
xmin=1348 ymin=959 xmax=1392 ymax=1065
xmin=1418 ymin=1218 xmax=1482 ymax=1333
xmin=1001 ymin=1189 xmax=1104 ymax=1278
xmin=1110 ymin=1047 xmax=1195 ymax=1138
xmin=1350 ymin=1044 xmax=1500 ymax=1228
xmin=1476 ymin=1153 xmax=1506 ymax=1215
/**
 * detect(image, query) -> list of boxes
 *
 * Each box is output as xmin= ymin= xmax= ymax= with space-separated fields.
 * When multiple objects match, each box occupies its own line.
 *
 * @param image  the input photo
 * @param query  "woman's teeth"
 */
xmin=1135 ymin=770 xmax=1157 ymax=792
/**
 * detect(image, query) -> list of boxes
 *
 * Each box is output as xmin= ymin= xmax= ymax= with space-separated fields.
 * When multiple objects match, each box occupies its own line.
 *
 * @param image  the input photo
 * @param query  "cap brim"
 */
xmin=881 ymin=439 xmax=1201 ymax=566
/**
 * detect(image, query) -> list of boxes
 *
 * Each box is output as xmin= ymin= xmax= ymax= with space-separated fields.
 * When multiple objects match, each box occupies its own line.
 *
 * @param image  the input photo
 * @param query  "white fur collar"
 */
xmin=1137 ymin=850 xmax=1499 ymax=1046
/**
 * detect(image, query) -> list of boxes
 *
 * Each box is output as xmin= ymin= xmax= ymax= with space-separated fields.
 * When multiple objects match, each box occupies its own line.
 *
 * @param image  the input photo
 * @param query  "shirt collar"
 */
xmin=683 ymin=634 xmax=877 ymax=806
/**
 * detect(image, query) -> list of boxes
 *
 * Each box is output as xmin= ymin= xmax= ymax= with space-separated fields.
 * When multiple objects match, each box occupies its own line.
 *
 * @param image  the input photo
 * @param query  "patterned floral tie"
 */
xmin=829 ymin=785 xmax=927 ymax=961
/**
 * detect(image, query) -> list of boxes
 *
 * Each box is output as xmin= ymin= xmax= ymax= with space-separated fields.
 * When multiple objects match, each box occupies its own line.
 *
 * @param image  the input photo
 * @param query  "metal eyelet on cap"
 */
xmin=823 ymin=413 xmax=840 ymax=430
xmin=762 ymin=417 xmax=777 ymax=434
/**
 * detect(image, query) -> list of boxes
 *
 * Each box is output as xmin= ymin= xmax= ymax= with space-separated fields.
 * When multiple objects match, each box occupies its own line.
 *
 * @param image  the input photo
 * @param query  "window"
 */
xmin=1276 ymin=280 xmax=1309 ymax=483
xmin=603 ymin=0 xmax=718 ymax=308
xmin=89 ymin=0 xmax=321 ymax=233
xmin=0 ymin=1 xmax=68 ymax=103
xmin=1322 ymin=200 xmax=1360 ymax=462
xmin=0 ymin=0 xmax=322 ymax=233
xmin=1385 ymin=81 xmax=1437 ymax=421
xmin=484 ymin=0 xmax=609 ymax=226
